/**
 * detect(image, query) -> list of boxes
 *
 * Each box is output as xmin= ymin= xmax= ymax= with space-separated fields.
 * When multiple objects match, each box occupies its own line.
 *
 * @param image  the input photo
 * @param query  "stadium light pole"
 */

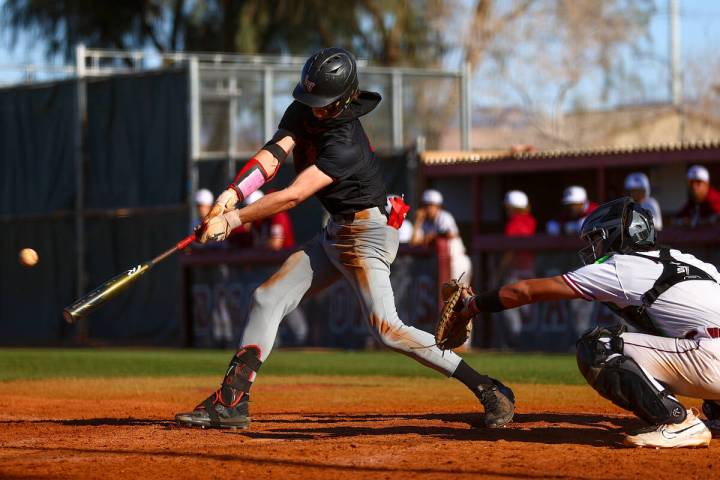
xmin=669 ymin=0 xmax=685 ymax=142
xmin=460 ymin=61 xmax=471 ymax=150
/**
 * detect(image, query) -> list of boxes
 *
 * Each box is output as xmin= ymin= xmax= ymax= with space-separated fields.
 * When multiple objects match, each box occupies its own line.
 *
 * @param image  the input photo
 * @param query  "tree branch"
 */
xmin=170 ymin=0 xmax=185 ymax=51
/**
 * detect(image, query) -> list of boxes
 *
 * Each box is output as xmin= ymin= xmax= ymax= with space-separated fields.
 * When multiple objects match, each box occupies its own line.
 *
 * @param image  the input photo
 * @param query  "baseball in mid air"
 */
xmin=19 ymin=248 xmax=39 ymax=267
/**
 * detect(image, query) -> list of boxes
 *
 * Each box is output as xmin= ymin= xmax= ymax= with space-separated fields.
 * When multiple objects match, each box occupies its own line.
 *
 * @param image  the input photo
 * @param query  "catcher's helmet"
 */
xmin=578 ymin=197 xmax=656 ymax=264
xmin=293 ymin=47 xmax=359 ymax=110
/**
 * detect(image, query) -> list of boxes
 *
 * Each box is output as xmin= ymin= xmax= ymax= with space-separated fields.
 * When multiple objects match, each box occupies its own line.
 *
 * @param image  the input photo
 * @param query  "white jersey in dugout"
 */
xmin=562 ymin=249 xmax=720 ymax=339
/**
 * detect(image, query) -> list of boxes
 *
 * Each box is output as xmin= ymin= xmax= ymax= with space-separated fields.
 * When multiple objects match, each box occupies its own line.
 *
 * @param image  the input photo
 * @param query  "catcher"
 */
xmin=448 ymin=197 xmax=720 ymax=448
xmin=175 ymin=47 xmax=515 ymax=430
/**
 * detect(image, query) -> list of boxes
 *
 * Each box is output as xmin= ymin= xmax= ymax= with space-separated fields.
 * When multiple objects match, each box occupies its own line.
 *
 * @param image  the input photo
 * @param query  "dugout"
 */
xmin=419 ymin=143 xmax=720 ymax=350
xmin=420 ymin=142 xmax=720 ymax=236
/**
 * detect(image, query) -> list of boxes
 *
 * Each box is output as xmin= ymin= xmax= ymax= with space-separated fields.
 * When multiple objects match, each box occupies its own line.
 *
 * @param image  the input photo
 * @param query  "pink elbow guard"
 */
xmin=229 ymin=157 xmax=277 ymax=201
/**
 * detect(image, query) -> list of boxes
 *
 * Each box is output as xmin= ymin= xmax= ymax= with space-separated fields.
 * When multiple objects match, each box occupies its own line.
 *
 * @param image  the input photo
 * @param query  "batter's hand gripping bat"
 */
xmin=62 ymin=234 xmax=196 ymax=324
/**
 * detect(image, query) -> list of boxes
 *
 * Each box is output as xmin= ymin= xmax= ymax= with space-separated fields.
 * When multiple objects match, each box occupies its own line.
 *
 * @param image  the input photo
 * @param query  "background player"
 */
xmin=456 ymin=197 xmax=720 ymax=448
xmin=175 ymin=47 xmax=514 ymax=430
xmin=546 ymin=186 xmax=598 ymax=236
xmin=411 ymin=189 xmax=472 ymax=283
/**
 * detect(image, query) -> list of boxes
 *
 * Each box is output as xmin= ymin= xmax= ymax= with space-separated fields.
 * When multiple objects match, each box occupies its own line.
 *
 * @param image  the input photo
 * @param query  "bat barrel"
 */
xmin=62 ymin=263 xmax=151 ymax=323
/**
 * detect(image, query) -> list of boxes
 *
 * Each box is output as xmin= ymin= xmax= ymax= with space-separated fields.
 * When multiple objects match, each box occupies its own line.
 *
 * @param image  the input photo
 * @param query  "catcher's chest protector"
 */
xmin=604 ymin=248 xmax=717 ymax=335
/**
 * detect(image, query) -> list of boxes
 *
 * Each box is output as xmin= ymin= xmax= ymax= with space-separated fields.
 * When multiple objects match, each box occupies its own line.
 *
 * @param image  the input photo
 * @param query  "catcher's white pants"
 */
xmin=622 ymin=332 xmax=720 ymax=400
xmin=239 ymin=207 xmax=462 ymax=376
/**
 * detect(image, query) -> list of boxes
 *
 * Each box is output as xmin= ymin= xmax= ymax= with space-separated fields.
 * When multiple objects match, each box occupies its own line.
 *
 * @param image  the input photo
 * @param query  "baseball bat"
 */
xmin=62 ymin=234 xmax=196 ymax=324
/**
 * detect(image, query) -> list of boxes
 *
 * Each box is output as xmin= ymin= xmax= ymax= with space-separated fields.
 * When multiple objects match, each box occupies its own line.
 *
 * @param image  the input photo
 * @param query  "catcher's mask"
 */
xmin=578 ymin=196 xmax=656 ymax=265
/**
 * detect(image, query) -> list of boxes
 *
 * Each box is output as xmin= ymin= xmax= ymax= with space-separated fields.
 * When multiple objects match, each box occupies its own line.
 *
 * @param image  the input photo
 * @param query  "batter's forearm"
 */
xmin=233 ymin=189 xmax=299 ymax=224
xmin=226 ymin=164 xmax=332 ymax=227
xmin=229 ymin=135 xmax=294 ymax=201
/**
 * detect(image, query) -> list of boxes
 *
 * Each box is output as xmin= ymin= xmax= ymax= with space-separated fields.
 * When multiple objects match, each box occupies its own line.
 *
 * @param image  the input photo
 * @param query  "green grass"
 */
xmin=0 ymin=348 xmax=584 ymax=385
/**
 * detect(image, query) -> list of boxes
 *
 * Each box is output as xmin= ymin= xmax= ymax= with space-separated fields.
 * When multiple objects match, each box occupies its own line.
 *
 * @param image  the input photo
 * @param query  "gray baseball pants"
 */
xmin=239 ymin=207 xmax=462 ymax=375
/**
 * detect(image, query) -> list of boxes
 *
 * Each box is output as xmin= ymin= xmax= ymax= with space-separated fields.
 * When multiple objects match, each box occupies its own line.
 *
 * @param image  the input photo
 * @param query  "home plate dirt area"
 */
xmin=0 ymin=376 xmax=716 ymax=479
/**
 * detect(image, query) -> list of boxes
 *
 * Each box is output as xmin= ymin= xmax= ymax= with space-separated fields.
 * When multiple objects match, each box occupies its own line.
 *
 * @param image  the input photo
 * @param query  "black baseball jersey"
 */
xmin=277 ymin=91 xmax=387 ymax=216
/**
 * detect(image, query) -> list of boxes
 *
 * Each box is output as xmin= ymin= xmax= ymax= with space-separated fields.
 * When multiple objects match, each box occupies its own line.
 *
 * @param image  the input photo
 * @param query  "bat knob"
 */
xmin=63 ymin=309 xmax=78 ymax=324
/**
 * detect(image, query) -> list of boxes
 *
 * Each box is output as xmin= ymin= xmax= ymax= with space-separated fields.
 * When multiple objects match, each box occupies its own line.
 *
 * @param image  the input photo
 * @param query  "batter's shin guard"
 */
xmin=175 ymin=345 xmax=262 ymax=429
xmin=215 ymin=346 xmax=262 ymax=407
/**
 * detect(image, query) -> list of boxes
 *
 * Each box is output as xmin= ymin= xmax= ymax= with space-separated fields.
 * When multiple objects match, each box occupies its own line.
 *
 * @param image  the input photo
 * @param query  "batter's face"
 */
xmin=312 ymin=99 xmax=345 ymax=120
xmin=689 ymin=180 xmax=709 ymax=203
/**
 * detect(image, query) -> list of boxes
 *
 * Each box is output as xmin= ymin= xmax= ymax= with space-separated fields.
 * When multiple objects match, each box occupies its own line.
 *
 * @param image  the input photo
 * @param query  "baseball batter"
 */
xmin=455 ymin=197 xmax=720 ymax=448
xmin=175 ymin=47 xmax=514 ymax=430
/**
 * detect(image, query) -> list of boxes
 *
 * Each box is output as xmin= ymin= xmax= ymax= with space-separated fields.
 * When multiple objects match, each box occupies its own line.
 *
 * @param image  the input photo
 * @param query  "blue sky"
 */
xmin=1 ymin=0 xmax=719 ymax=109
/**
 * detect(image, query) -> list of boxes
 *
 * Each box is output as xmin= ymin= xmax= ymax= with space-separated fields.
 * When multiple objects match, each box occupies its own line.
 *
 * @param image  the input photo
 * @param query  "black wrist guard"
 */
xmin=473 ymin=288 xmax=506 ymax=313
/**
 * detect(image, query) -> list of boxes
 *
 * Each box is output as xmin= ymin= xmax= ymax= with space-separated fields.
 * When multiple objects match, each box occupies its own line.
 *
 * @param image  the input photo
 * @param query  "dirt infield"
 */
xmin=0 ymin=375 xmax=716 ymax=479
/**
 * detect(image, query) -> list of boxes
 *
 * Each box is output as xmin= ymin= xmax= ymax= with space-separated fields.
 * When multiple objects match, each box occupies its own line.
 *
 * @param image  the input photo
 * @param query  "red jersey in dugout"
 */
xmin=505 ymin=212 xmax=537 ymax=273
xmin=229 ymin=212 xmax=295 ymax=250
xmin=676 ymin=187 xmax=720 ymax=222
xmin=505 ymin=212 xmax=537 ymax=236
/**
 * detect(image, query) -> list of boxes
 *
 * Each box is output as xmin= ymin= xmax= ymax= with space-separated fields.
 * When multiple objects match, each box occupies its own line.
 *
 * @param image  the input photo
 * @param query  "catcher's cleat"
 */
xmin=476 ymin=381 xmax=515 ymax=428
xmin=623 ymin=409 xmax=711 ymax=448
xmin=176 ymin=345 xmax=261 ymax=430
xmin=175 ymin=391 xmax=251 ymax=429
xmin=701 ymin=400 xmax=720 ymax=434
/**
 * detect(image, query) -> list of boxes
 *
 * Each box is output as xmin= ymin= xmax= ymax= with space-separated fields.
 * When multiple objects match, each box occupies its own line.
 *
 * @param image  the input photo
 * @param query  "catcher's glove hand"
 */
xmin=435 ymin=278 xmax=474 ymax=350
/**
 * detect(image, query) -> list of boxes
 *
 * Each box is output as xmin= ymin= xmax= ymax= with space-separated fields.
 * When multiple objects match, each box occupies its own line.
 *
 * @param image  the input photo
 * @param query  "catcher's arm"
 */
xmin=462 ymin=275 xmax=581 ymax=318
xmin=499 ymin=276 xmax=581 ymax=308
xmin=435 ymin=275 xmax=580 ymax=350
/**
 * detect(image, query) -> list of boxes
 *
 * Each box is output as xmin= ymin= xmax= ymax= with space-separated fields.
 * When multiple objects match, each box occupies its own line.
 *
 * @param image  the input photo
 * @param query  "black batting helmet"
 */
xmin=578 ymin=197 xmax=656 ymax=264
xmin=293 ymin=47 xmax=359 ymax=110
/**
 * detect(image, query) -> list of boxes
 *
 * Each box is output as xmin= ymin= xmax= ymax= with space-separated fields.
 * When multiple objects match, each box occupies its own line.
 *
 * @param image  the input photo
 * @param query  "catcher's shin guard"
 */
xmin=576 ymin=328 xmax=686 ymax=425
xmin=175 ymin=346 xmax=262 ymax=429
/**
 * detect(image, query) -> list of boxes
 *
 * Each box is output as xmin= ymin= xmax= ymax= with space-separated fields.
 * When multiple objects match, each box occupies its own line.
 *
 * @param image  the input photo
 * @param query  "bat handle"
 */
xmin=150 ymin=233 xmax=196 ymax=265
xmin=176 ymin=234 xmax=196 ymax=250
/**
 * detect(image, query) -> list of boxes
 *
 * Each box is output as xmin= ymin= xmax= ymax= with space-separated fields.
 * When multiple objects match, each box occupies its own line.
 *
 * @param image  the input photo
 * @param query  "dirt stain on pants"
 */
xmin=239 ymin=207 xmax=462 ymax=375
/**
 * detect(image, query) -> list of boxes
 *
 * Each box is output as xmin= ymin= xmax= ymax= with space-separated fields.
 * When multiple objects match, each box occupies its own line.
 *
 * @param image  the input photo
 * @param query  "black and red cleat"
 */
xmin=175 ymin=390 xmax=251 ymax=429
xmin=176 ymin=346 xmax=261 ymax=429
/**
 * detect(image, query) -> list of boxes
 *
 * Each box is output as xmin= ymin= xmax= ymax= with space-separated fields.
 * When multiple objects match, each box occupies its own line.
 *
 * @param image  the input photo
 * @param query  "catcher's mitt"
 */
xmin=435 ymin=278 xmax=474 ymax=350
